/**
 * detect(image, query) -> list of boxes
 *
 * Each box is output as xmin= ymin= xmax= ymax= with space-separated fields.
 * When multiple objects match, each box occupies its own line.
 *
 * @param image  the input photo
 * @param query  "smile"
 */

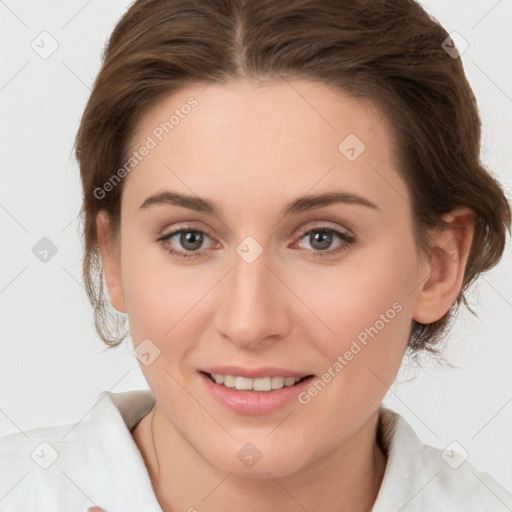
xmin=205 ymin=372 xmax=312 ymax=392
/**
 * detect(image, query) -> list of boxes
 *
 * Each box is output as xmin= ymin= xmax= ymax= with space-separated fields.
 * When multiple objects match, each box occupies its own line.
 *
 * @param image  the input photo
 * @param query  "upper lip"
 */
xmin=200 ymin=366 xmax=313 ymax=379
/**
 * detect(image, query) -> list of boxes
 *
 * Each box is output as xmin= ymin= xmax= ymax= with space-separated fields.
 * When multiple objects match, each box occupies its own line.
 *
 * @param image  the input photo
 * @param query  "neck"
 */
xmin=132 ymin=406 xmax=387 ymax=512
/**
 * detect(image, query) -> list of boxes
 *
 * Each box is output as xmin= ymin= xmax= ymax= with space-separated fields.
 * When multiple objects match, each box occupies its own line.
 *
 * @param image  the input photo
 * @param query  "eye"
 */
xmin=292 ymin=224 xmax=356 ymax=258
xmin=156 ymin=222 xmax=356 ymax=261
xmin=156 ymin=226 xmax=216 ymax=260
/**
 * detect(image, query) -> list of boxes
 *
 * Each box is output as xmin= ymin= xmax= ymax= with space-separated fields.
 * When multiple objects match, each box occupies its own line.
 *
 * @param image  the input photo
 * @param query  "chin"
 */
xmin=198 ymin=437 xmax=313 ymax=479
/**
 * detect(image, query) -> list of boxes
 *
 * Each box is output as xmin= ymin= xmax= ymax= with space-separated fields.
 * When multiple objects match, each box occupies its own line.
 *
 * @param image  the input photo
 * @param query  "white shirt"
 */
xmin=1 ymin=389 xmax=511 ymax=511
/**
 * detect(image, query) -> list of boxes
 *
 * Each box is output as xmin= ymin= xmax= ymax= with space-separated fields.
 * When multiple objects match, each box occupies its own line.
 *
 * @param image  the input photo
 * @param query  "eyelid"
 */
xmin=293 ymin=220 xmax=353 ymax=239
xmin=158 ymin=221 xmax=215 ymax=239
xmin=157 ymin=220 xmax=351 ymax=243
xmin=157 ymin=219 xmax=355 ymax=260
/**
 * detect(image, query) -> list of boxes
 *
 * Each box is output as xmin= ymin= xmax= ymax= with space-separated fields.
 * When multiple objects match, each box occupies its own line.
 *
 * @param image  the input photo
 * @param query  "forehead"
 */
xmin=123 ymin=78 xmax=409 ymax=219
xmin=133 ymin=78 xmax=387 ymax=153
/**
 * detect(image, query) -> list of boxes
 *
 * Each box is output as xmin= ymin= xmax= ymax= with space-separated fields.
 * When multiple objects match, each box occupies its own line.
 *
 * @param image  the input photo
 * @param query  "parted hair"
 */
xmin=74 ymin=0 xmax=511 ymax=355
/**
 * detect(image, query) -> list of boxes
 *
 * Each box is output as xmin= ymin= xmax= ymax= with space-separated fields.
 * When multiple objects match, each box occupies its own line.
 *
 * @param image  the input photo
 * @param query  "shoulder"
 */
xmin=373 ymin=407 xmax=512 ymax=512
xmin=0 ymin=389 xmax=160 ymax=511
xmin=0 ymin=389 xmax=155 ymax=461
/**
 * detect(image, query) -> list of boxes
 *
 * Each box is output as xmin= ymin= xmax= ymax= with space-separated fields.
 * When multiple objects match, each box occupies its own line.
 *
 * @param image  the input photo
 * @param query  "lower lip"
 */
xmin=199 ymin=372 xmax=315 ymax=416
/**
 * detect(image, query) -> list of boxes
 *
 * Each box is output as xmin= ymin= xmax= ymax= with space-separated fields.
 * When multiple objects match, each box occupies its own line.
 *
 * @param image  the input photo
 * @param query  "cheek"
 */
xmin=120 ymin=247 xmax=226 ymax=401
xmin=119 ymin=228 xmax=207 ymax=340
xmin=295 ymin=266 xmax=413 ymax=436
xmin=288 ymin=244 xmax=416 ymax=426
xmin=292 ymin=238 xmax=417 ymax=358
xmin=120 ymin=249 xmax=206 ymax=405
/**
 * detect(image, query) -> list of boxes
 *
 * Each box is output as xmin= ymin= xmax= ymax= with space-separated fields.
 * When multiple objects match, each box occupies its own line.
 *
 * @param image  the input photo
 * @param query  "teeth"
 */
xmin=271 ymin=376 xmax=285 ymax=389
xmin=223 ymin=375 xmax=235 ymax=388
xmin=284 ymin=376 xmax=297 ymax=386
xmin=235 ymin=376 xmax=253 ymax=390
xmin=209 ymin=373 xmax=305 ymax=391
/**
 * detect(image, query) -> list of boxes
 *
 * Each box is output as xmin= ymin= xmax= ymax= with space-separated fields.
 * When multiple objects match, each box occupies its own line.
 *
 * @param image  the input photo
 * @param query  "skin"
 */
xmin=96 ymin=78 xmax=475 ymax=512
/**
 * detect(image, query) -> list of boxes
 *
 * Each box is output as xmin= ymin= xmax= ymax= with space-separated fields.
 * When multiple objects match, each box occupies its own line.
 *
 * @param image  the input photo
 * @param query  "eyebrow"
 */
xmin=139 ymin=190 xmax=380 ymax=217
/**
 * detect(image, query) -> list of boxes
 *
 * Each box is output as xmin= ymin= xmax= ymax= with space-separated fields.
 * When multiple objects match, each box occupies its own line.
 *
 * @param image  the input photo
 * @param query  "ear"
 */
xmin=96 ymin=210 xmax=127 ymax=313
xmin=412 ymin=206 xmax=475 ymax=324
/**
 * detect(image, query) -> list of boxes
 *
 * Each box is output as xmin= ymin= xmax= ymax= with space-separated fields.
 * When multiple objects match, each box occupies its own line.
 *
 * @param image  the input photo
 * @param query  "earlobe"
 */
xmin=96 ymin=210 xmax=127 ymax=313
xmin=412 ymin=207 xmax=475 ymax=324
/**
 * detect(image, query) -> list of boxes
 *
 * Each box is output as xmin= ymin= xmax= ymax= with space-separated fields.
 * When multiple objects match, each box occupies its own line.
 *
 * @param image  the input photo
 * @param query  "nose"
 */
xmin=212 ymin=244 xmax=292 ymax=350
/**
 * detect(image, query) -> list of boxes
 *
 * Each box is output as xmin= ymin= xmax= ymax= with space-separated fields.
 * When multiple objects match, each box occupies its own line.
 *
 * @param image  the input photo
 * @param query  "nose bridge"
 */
xmin=213 ymin=240 xmax=290 ymax=348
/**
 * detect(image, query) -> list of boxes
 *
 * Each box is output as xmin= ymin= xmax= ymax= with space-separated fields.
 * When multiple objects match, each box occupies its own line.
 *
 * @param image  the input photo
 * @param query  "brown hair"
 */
xmin=74 ymin=0 xmax=511 ymax=357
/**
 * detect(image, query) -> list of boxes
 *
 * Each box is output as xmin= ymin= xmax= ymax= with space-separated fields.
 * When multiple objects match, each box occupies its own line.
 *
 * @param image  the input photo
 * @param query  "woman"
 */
xmin=1 ymin=0 xmax=511 ymax=510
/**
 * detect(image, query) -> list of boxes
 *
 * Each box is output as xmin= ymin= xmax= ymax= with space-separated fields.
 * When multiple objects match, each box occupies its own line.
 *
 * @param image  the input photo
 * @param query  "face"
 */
xmin=99 ymin=78 xmax=440 ymax=477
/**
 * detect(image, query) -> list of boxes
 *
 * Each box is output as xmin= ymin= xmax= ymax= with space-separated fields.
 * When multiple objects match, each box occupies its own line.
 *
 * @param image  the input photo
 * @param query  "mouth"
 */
xmin=199 ymin=368 xmax=317 ymax=415
xmin=200 ymin=371 xmax=315 ymax=392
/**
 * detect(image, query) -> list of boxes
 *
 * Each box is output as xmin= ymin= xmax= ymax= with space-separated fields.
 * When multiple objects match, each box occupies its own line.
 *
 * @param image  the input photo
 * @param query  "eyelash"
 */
xmin=156 ymin=223 xmax=356 ymax=261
